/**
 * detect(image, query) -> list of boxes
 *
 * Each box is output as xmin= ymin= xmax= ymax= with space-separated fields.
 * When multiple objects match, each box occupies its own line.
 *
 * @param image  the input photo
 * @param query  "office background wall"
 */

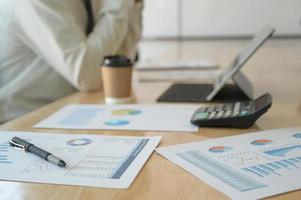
xmin=143 ymin=0 xmax=301 ymax=39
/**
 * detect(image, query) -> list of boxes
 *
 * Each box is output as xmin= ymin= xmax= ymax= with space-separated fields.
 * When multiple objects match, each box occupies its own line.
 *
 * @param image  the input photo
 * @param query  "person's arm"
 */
xmin=116 ymin=1 xmax=143 ymax=60
xmin=10 ymin=0 xmax=135 ymax=91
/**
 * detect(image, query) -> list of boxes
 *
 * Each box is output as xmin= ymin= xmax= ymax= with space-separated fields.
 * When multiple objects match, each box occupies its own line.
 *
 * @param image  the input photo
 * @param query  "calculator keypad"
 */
xmin=194 ymin=101 xmax=253 ymax=120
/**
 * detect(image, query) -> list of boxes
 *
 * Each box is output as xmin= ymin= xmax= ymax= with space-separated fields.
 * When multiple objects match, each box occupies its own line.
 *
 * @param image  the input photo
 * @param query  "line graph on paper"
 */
xmin=22 ymin=159 xmax=54 ymax=173
xmin=220 ymin=152 xmax=272 ymax=167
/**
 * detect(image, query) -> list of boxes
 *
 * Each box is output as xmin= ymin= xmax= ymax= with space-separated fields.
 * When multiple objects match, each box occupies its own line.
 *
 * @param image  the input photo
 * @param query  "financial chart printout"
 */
xmin=34 ymin=104 xmax=198 ymax=132
xmin=0 ymin=131 xmax=160 ymax=188
xmin=157 ymin=127 xmax=301 ymax=199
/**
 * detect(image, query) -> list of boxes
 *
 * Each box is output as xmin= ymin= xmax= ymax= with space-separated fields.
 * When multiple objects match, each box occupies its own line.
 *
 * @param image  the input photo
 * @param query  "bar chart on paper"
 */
xmin=65 ymin=138 xmax=150 ymax=179
xmin=177 ymin=151 xmax=267 ymax=192
xmin=157 ymin=127 xmax=301 ymax=200
xmin=0 ymin=142 xmax=12 ymax=164
xmin=242 ymin=145 xmax=301 ymax=178
xmin=0 ymin=131 xmax=161 ymax=189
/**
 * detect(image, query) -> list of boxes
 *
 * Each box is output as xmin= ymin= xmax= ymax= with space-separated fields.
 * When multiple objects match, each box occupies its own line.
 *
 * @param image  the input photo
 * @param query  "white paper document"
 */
xmin=0 ymin=131 xmax=161 ymax=188
xmin=157 ymin=127 xmax=301 ymax=199
xmin=35 ymin=104 xmax=199 ymax=132
xmin=135 ymin=70 xmax=221 ymax=83
xmin=136 ymin=59 xmax=219 ymax=70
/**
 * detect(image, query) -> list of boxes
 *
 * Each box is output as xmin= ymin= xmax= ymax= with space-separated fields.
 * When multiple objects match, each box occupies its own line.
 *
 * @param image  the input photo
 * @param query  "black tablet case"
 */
xmin=157 ymin=83 xmax=250 ymax=103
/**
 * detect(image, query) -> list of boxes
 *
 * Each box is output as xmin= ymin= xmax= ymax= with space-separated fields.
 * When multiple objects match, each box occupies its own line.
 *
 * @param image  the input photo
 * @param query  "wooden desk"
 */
xmin=1 ymin=39 xmax=301 ymax=200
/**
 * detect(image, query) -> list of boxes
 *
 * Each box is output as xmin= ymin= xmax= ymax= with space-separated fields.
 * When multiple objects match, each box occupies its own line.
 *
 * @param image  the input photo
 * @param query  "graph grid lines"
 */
xmin=242 ymin=156 xmax=301 ymax=177
xmin=177 ymin=150 xmax=267 ymax=192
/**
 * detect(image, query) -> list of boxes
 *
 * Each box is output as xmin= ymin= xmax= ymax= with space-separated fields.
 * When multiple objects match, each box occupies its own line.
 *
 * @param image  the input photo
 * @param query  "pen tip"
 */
xmin=58 ymin=160 xmax=67 ymax=168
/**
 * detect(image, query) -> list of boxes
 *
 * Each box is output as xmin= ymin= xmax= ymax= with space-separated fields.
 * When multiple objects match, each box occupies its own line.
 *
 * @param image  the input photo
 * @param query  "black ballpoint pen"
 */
xmin=9 ymin=137 xmax=67 ymax=168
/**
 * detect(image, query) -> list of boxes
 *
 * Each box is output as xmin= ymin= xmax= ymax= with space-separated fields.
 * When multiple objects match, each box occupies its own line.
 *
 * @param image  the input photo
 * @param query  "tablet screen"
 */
xmin=206 ymin=26 xmax=275 ymax=101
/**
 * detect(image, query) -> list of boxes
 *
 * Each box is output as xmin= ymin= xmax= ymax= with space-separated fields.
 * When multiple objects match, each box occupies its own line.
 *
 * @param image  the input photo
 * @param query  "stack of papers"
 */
xmin=136 ymin=59 xmax=219 ymax=71
xmin=135 ymin=59 xmax=221 ymax=83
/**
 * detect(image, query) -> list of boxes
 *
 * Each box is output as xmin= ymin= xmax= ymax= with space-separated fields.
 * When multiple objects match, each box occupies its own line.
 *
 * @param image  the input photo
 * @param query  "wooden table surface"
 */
xmin=1 ymin=39 xmax=301 ymax=200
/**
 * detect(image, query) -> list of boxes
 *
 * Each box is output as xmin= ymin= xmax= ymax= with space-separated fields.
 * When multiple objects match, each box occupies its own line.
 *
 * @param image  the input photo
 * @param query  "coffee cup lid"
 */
xmin=103 ymin=55 xmax=132 ymax=67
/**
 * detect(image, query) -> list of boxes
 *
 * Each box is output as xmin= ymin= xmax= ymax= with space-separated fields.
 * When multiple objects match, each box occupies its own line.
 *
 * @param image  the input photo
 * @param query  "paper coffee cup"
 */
xmin=101 ymin=56 xmax=133 ymax=104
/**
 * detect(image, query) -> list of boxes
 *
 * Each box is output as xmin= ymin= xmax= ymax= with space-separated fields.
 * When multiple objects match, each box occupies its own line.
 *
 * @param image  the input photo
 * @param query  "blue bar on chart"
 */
xmin=242 ymin=157 xmax=301 ymax=177
xmin=0 ymin=143 xmax=10 ymax=152
xmin=263 ymin=145 xmax=301 ymax=157
xmin=177 ymin=151 xmax=267 ymax=192
xmin=111 ymin=139 xmax=149 ymax=179
xmin=0 ymin=155 xmax=12 ymax=164
xmin=0 ymin=143 xmax=12 ymax=164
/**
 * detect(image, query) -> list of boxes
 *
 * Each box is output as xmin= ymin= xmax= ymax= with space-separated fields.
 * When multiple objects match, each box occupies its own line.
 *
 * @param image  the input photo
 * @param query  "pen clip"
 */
xmin=9 ymin=140 xmax=26 ymax=151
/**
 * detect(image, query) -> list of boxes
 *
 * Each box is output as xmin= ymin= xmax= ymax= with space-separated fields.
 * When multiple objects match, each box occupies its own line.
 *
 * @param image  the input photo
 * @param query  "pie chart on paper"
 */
xmin=209 ymin=146 xmax=232 ymax=153
xmin=251 ymin=139 xmax=273 ymax=146
xmin=67 ymin=138 xmax=92 ymax=146
xmin=112 ymin=109 xmax=142 ymax=116
xmin=104 ymin=119 xmax=130 ymax=126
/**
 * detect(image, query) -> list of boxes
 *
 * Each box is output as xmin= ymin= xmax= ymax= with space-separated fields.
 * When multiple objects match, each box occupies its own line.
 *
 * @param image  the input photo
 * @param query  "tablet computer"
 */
xmin=206 ymin=25 xmax=275 ymax=101
xmin=157 ymin=25 xmax=275 ymax=103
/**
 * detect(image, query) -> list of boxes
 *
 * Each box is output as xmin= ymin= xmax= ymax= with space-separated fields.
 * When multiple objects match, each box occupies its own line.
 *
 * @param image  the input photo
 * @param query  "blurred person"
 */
xmin=0 ymin=0 xmax=143 ymax=123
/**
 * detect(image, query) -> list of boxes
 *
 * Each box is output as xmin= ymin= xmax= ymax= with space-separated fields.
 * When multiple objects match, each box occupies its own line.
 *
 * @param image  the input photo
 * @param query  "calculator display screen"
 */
xmin=255 ymin=95 xmax=268 ymax=110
